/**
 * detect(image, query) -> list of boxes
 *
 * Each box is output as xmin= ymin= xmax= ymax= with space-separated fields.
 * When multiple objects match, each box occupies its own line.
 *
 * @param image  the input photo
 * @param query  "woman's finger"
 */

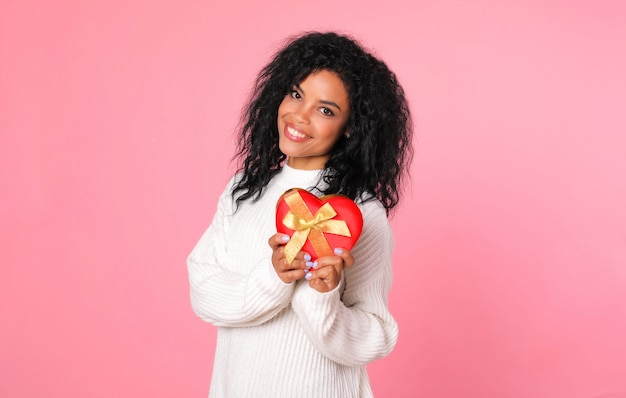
xmin=333 ymin=247 xmax=355 ymax=268
xmin=306 ymin=263 xmax=340 ymax=292
xmin=268 ymin=233 xmax=290 ymax=250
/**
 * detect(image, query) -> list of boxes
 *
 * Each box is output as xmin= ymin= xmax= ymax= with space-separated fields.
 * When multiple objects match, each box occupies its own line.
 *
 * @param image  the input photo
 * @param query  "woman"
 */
xmin=188 ymin=31 xmax=413 ymax=397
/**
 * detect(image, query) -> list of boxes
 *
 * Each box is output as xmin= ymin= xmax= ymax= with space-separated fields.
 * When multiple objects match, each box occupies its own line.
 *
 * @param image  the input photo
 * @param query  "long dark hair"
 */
xmin=232 ymin=31 xmax=413 ymax=215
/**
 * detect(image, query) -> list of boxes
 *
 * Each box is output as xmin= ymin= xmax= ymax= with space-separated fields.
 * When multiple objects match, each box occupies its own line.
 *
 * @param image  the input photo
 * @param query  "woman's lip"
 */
xmin=284 ymin=123 xmax=311 ymax=142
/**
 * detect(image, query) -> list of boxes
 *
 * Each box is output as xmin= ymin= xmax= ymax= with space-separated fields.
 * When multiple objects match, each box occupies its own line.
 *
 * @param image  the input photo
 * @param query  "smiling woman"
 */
xmin=187 ymin=31 xmax=413 ymax=398
xmin=277 ymin=70 xmax=351 ymax=170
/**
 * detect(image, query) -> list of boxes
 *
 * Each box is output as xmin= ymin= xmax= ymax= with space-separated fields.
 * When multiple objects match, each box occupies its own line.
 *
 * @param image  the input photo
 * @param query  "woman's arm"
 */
xmin=187 ymin=179 xmax=295 ymax=327
xmin=290 ymin=200 xmax=399 ymax=366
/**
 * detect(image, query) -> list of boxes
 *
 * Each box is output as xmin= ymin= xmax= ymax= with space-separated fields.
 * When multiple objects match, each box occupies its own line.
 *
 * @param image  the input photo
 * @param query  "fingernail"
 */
xmin=281 ymin=235 xmax=290 ymax=242
xmin=334 ymin=247 xmax=344 ymax=255
xmin=303 ymin=253 xmax=311 ymax=261
xmin=305 ymin=271 xmax=312 ymax=280
xmin=312 ymin=261 xmax=318 ymax=269
xmin=305 ymin=261 xmax=314 ymax=268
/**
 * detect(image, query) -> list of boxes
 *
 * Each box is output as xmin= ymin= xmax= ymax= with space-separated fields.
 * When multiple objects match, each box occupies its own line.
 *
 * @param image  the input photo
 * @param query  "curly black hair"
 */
xmin=231 ymin=31 xmax=413 ymax=215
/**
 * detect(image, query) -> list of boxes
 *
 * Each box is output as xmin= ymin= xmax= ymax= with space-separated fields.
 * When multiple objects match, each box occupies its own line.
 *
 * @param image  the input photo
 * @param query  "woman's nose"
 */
xmin=293 ymin=105 xmax=311 ymax=124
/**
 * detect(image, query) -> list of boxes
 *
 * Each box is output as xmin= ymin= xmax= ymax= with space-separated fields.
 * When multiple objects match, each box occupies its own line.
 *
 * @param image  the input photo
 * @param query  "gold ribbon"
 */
xmin=282 ymin=190 xmax=352 ymax=264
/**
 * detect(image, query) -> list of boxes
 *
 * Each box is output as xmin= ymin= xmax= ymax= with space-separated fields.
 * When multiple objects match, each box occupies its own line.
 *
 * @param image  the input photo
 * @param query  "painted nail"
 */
xmin=305 ymin=271 xmax=313 ymax=280
xmin=303 ymin=253 xmax=312 ymax=261
xmin=281 ymin=235 xmax=290 ymax=242
xmin=311 ymin=261 xmax=318 ymax=269
xmin=334 ymin=248 xmax=344 ymax=255
xmin=305 ymin=261 xmax=314 ymax=268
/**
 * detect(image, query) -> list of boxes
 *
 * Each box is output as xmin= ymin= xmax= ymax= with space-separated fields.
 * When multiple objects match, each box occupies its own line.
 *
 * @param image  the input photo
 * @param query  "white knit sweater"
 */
xmin=187 ymin=164 xmax=398 ymax=398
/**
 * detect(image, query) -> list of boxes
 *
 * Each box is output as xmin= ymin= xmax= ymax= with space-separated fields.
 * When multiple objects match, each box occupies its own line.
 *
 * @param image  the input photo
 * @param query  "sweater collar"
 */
xmin=278 ymin=163 xmax=325 ymax=189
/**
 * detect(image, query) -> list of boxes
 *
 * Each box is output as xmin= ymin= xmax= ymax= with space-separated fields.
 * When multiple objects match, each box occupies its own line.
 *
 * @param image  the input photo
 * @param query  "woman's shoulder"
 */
xmin=213 ymin=173 xmax=244 ymax=211
xmin=220 ymin=170 xmax=251 ymax=194
xmin=355 ymin=193 xmax=388 ymax=222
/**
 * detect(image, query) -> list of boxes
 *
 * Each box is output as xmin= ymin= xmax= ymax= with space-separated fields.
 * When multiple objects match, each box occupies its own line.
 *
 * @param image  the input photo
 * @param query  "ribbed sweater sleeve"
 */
xmin=187 ymin=178 xmax=294 ymax=327
xmin=291 ymin=199 xmax=399 ymax=367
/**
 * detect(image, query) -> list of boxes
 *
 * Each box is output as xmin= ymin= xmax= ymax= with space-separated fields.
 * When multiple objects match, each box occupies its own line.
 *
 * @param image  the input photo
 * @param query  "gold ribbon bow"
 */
xmin=282 ymin=190 xmax=352 ymax=264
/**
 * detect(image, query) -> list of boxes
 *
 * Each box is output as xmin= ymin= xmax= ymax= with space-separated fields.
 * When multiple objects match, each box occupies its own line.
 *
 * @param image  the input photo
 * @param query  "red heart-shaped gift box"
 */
xmin=276 ymin=188 xmax=363 ymax=263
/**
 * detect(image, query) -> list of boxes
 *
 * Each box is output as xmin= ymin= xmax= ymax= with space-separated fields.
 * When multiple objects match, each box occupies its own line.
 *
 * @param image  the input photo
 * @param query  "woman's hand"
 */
xmin=269 ymin=233 xmax=310 ymax=283
xmin=306 ymin=248 xmax=355 ymax=293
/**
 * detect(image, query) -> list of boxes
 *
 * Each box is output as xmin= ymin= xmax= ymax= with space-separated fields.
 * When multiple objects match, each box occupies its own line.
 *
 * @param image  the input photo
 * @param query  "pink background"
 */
xmin=1 ymin=1 xmax=625 ymax=397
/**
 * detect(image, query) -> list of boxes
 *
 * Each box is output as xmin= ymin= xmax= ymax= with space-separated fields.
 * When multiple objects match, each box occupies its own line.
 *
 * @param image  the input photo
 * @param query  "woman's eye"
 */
xmin=290 ymin=90 xmax=301 ymax=99
xmin=320 ymin=107 xmax=334 ymax=116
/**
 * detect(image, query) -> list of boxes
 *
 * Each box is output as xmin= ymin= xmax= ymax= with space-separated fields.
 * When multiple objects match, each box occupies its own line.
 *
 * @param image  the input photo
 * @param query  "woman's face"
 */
xmin=277 ymin=70 xmax=350 ymax=170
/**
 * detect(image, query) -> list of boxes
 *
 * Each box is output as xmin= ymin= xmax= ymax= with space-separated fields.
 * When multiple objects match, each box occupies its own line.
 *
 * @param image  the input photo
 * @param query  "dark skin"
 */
xmin=268 ymin=233 xmax=355 ymax=293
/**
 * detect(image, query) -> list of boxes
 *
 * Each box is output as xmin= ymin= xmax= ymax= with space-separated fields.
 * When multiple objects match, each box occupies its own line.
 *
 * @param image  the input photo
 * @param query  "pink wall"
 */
xmin=1 ymin=1 xmax=625 ymax=397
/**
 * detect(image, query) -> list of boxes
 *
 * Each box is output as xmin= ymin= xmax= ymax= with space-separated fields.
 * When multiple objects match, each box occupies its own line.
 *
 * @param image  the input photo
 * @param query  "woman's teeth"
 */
xmin=287 ymin=126 xmax=308 ymax=138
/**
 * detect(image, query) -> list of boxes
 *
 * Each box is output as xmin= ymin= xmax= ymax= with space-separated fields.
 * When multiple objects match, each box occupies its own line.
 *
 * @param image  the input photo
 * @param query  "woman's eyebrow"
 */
xmin=320 ymin=100 xmax=341 ymax=111
xmin=295 ymin=83 xmax=342 ymax=111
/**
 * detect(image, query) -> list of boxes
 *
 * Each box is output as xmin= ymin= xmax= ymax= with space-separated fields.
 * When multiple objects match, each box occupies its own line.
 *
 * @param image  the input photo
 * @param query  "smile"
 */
xmin=285 ymin=124 xmax=311 ymax=142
